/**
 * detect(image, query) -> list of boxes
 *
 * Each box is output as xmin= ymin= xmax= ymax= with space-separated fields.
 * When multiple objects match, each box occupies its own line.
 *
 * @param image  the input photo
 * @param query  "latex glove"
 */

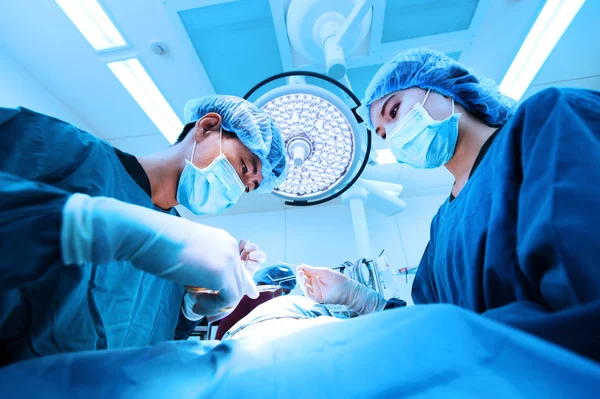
xmin=61 ymin=193 xmax=259 ymax=315
xmin=238 ymin=239 xmax=267 ymax=276
xmin=182 ymin=240 xmax=265 ymax=321
xmin=182 ymin=291 xmax=238 ymax=321
xmin=297 ymin=264 xmax=387 ymax=315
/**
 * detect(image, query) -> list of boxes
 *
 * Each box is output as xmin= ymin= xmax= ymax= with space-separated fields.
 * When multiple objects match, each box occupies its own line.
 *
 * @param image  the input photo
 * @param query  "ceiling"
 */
xmin=0 ymin=0 xmax=598 ymax=217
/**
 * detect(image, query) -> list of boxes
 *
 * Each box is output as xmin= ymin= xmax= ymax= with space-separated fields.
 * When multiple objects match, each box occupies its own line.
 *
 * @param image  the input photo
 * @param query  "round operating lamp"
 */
xmin=244 ymin=71 xmax=371 ymax=206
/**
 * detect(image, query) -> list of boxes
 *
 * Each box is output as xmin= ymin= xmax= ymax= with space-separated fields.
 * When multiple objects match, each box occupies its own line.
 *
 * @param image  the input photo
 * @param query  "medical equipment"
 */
xmin=266 ymin=275 xmax=296 ymax=284
xmin=344 ymin=258 xmax=385 ymax=298
xmin=286 ymin=0 xmax=372 ymax=80
xmin=244 ymin=71 xmax=370 ymax=206
xmin=276 ymin=261 xmax=347 ymax=273
xmin=185 ymin=287 xmax=220 ymax=295
xmin=237 ymin=0 xmax=375 ymax=206
xmin=185 ymin=240 xmax=257 ymax=314
xmin=396 ymin=266 xmax=419 ymax=283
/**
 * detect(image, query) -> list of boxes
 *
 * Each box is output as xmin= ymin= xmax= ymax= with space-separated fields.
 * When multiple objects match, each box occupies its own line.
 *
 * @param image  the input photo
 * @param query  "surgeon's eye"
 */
xmin=242 ymin=162 xmax=248 ymax=174
xmin=390 ymin=104 xmax=400 ymax=119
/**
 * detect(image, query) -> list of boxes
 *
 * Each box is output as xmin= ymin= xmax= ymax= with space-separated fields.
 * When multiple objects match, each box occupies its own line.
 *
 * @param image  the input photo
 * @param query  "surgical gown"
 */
xmin=411 ymin=88 xmax=600 ymax=362
xmin=0 ymin=107 xmax=185 ymax=365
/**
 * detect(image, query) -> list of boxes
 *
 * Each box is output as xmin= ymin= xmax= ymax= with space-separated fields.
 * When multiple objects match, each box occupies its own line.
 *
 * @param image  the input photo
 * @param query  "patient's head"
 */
xmin=253 ymin=265 xmax=296 ymax=294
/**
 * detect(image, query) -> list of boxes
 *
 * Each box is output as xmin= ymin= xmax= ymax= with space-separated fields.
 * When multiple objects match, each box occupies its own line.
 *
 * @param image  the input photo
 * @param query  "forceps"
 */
xmin=185 ymin=240 xmax=253 ymax=312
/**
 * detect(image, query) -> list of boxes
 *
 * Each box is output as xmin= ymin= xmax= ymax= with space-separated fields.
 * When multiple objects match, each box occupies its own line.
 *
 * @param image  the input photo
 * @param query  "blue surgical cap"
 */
xmin=253 ymin=265 xmax=296 ymax=291
xmin=184 ymin=95 xmax=287 ymax=193
xmin=358 ymin=48 xmax=516 ymax=130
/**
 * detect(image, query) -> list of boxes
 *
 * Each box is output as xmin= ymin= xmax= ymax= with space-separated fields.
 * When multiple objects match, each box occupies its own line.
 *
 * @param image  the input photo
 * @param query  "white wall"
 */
xmin=107 ymin=134 xmax=171 ymax=157
xmin=195 ymin=193 xmax=448 ymax=305
xmin=0 ymin=48 xmax=91 ymax=131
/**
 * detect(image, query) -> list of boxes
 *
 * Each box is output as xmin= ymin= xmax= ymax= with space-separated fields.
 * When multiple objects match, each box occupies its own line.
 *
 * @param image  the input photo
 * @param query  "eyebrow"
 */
xmin=380 ymin=95 xmax=395 ymax=117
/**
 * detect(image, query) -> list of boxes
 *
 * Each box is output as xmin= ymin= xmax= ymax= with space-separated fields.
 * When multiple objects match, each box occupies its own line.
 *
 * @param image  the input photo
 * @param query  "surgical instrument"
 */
xmin=185 ymin=240 xmax=254 ymax=312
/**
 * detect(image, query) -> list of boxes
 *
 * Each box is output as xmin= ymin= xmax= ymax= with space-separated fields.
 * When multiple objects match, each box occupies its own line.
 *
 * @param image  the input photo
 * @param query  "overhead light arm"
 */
xmin=333 ymin=0 xmax=375 ymax=50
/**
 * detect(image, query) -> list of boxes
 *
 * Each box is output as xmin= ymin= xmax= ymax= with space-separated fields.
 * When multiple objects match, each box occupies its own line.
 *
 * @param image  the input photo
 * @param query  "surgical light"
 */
xmin=245 ymin=71 xmax=371 ymax=206
xmin=263 ymin=93 xmax=354 ymax=198
xmin=55 ymin=0 xmax=127 ymax=51
xmin=500 ymin=0 xmax=586 ymax=101
xmin=108 ymin=59 xmax=183 ymax=144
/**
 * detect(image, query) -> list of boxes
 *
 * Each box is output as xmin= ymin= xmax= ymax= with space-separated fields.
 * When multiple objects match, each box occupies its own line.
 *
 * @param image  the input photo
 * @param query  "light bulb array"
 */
xmin=261 ymin=93 xmax=355 ymax=197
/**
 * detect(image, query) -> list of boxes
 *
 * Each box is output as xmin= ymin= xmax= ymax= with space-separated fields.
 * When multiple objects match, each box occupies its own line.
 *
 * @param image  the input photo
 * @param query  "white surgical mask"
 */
xmin=177 ymin=128 xmax=245 ymax=215
xmin=386 ymin=89 xmax=460 ymax=169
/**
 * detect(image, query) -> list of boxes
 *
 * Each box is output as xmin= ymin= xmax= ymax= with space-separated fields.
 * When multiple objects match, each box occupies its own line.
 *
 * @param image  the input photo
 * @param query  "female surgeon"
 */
xmin=0 ymin=95 xmax=287 ymax=366
xmin=297 ymin=48 xmax=600 ymax=363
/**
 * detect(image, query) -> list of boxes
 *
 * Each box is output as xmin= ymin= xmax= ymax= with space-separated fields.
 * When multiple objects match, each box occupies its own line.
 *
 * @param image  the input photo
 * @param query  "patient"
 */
xmin=222 ymin=295 xmax=342 ymax=341
xmin=253 ymin=264 xmax=297 ymax=295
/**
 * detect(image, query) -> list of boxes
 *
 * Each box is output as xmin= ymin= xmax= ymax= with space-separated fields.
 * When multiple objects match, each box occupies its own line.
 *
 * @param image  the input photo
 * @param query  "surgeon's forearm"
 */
xmin=0 ymin=171 xmax=69 ymax=290
xmin=60 ymin=194 xmax=174 ymax=266
xmin=345 ymin=282 xmax=388 ymax=315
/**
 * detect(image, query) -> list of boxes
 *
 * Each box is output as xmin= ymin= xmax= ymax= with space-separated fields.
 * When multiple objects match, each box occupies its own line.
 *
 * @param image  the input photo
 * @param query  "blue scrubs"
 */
xmin=0 ymin=107 xmax=185 ymax=365
xmin=411 ymin=88 xmax=600 ymax=362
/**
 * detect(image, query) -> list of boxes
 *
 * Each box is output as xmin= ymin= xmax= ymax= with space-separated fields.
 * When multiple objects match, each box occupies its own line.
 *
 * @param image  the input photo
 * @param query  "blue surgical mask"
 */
xmin=386 ymin=89 xmax=460 ymax=169
xmin=177 ymin=128 xmax=245 ymax=215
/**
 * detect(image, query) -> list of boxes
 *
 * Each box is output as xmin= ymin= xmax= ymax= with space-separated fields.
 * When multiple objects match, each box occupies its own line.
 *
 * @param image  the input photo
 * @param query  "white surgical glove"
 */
xmin=182 ymin=239 xmax=266 ymax=321
xmin=297 ymin=264 xmax=387 ymax=315
xmin=238 ymin=239 xmax=267 ymax=276
xmin=61 ymin=193 xmax=259 ymax=316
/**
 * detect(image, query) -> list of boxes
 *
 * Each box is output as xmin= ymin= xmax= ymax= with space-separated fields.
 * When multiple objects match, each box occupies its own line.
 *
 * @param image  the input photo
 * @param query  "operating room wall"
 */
xmin=0 ymin=48 xmax=91 ymax=130
xmin=197 ymin=193 xmax=448 ymax=305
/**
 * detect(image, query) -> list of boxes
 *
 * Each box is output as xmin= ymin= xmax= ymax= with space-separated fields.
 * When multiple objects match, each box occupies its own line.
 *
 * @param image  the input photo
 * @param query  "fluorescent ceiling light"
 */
xmin=499 ymin=0 xmax=586 ymax=101
xmin=56 ymin=0 xmax=127 ymax=51
xmin=108 ymin=59 xmax=183 ymax=144
xmin=376 ymin=149 xmax=397 ymax=165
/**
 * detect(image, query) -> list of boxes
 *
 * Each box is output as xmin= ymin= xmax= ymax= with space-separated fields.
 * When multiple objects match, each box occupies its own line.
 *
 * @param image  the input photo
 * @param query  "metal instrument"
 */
xmin=184 ymin=239 xmax=253 ymax=313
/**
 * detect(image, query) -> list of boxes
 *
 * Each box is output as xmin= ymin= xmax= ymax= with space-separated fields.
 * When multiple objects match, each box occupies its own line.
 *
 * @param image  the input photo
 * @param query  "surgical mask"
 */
xmin=177 ymin=128 xmax=245 ymax=215
xmin=386 ymin=89 xmax=460 ymax=169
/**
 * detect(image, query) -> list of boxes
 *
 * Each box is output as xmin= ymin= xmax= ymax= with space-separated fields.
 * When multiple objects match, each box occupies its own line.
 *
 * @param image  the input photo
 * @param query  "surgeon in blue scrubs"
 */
xmin=0 ymin=95 xmax=287 ymax=366
xmin=297 ymin=48 xmax=600 ymax=362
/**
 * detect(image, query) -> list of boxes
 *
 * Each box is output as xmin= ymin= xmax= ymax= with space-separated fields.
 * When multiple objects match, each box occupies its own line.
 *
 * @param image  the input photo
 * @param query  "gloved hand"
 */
xmin=181 ymin=290 xmax=239 ymax=321
xmin=238 ymin=239 xmax=267 ymax=275
xmin=61 ymin=193 xmax=259 ymax=315
xmin=182 ymin=240 xmax=266 ymax=320
xmin=297 ymin=264 xmax=387 ymax=315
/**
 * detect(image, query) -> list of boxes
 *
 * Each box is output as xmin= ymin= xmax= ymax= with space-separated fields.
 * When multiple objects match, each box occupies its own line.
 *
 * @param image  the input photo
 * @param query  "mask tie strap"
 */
xmin=422 ymin=89 xmax=431 ymax=106
xmin=191 ymin=141 xmax=197 ymax=163
xmin=219 ymin=127 xmax=223 ymax=155
xmin=451 ymin=97 xmax=455 ymax=114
